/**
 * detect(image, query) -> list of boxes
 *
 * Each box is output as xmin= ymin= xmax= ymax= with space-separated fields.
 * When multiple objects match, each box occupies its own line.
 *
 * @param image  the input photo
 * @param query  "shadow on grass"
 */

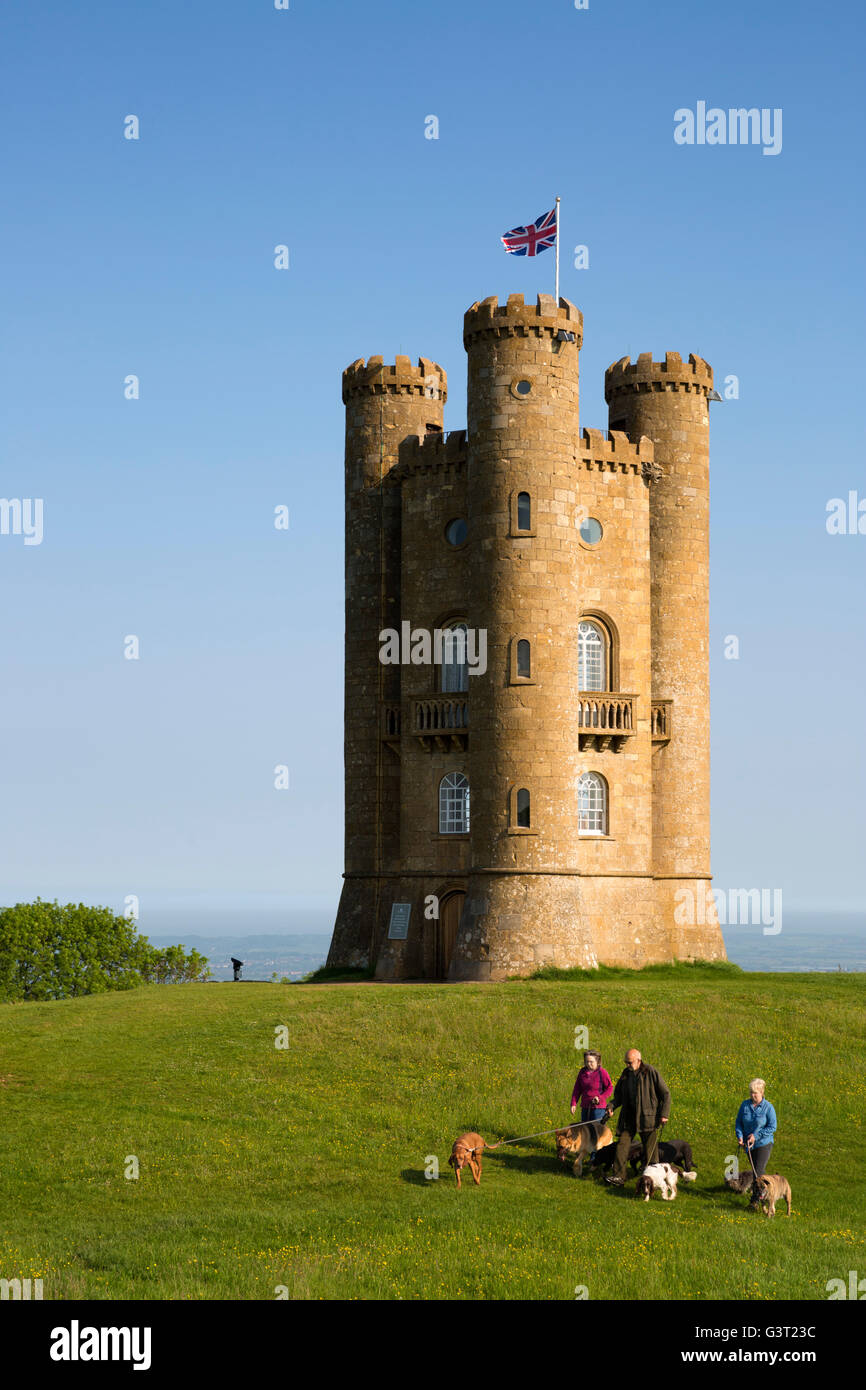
xmin=401 ymin=1168 xmax=433 ymax=1186
xmin=299 ymin=966 xmax=376 ymax=984
xmin=490 ymin=1152 xmax=558 ymax=1176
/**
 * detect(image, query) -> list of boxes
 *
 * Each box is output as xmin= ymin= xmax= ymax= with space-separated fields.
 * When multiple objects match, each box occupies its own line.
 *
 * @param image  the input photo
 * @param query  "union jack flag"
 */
xmin=501 ymin=207 xmax=558 ymax=257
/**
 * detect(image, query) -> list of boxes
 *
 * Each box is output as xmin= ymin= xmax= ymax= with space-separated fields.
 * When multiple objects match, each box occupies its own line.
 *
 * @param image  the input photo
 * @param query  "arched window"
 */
xmin=439 ymin=772 xmax=470 ymax=834
xmin=441 ymin=622 xmax=468 ymax=693
xmin=578 ymin=620 xmax=607 ymax=691
xmin=578 ymin=771 xmax=607 ymax=836
xmin=517 ymin=639 xmax=531 ymax=679
xmin=510 ymin=489 xmax=535 ymax=536
xmin=516 ymin=788 xmax=531 ymax=828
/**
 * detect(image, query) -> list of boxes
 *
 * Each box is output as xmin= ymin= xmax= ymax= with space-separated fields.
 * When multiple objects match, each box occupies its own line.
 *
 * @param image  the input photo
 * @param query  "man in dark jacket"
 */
xmin=605 ymin=1048 xmax=671 ymax=1185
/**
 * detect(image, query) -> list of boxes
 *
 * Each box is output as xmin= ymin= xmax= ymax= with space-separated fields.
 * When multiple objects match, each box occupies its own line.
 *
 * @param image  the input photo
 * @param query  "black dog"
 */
xmin=628 ymin=1139 xmax=695 ymax=1175
xmin=592 ymin=1144 xmax=627 ymax=1174
xmin=593 ymin=1138 xmax=695 ymax=1178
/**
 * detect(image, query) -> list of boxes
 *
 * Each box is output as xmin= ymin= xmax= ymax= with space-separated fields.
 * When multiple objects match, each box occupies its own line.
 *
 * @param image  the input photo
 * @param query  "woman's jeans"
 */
xmin=747 ymin=1142 xmax=773 ymax=1200
xmin=582 ymin=1106 xmax=607 ymax=1162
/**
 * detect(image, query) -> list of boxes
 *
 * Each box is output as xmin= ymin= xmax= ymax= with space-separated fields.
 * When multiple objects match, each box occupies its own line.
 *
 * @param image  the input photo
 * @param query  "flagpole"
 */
xmin=555 ymin=196 xmax=560 ymax=303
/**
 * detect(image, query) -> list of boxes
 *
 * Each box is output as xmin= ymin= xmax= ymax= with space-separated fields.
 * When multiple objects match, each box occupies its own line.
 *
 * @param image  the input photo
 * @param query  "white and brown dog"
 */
xmin=635 ymin=1162 xmax=697 ymax=1201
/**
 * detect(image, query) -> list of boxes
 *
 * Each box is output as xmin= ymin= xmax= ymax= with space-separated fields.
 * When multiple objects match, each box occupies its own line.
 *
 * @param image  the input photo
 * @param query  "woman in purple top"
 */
xmin=571 ymin=1049 xmax=613 ymax=1124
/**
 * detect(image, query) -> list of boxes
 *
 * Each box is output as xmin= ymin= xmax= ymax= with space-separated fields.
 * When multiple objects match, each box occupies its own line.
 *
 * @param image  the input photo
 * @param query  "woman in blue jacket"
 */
xmin=735 ymin=1078 xmax=777 ymax=1209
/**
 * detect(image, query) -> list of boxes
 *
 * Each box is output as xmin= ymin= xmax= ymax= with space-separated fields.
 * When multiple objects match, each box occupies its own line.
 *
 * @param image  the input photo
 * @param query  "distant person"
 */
xmin=735 ymin=1077 xmax=777 ymax=1209
xmin=570 ymin=1049 xmax=613 ymax=1125
xmin=605 ymin=1048 xmax=671 ymax=1185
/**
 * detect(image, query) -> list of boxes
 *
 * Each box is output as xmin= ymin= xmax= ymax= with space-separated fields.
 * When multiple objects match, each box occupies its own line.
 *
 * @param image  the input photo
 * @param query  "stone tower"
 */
xmin=604 ymin=351 xmax=721 ymax=961
xmin=327 ymin=294 xmax=725 ymax=979
xmin=329 ymin=356 xmax=446 ymax=970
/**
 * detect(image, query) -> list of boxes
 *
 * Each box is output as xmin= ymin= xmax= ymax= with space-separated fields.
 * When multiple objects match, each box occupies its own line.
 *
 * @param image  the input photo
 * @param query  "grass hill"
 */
xmin=0 ymin=966 xmax=862 ymax=1300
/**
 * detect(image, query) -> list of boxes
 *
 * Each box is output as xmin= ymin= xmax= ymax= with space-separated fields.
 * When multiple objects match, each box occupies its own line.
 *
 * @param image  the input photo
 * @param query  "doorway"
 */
xmin=437 ymin=890 xmax=466 ymax=980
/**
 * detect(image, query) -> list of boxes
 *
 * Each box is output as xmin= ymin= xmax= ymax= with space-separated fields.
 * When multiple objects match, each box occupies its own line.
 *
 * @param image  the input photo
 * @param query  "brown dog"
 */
xmin=756 ymin=1174 xmax=792 ymax=1217
xmin=448 ymin=1132 xmax=500 ymax=1188
xmin=555 ymin=1120 xmax=614 ymax=1178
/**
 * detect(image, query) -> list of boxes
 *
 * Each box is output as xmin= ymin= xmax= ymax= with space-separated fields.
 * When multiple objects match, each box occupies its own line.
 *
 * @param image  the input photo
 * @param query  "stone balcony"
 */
xmin=651 ymin=699 xmax=672 ymax=744
xmin=382 ymin=692 xmax=670 ymax=756
xmin=382 ymin=698 xmax=469 ymax=754
xmin=577 ymin=693 xmax=636 ymax=752
xmin=413 ymin=697 xmax=469 ymax=751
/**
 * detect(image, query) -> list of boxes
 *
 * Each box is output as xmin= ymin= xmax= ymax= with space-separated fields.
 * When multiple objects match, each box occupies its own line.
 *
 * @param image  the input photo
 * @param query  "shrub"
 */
xmin=0 ymin=900 xmax=210 ymax=1002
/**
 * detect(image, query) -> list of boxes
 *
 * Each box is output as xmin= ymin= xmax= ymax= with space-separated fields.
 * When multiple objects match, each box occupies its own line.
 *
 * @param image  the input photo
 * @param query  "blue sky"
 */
xmin=1 ymin=0 xmax=864 ymax=928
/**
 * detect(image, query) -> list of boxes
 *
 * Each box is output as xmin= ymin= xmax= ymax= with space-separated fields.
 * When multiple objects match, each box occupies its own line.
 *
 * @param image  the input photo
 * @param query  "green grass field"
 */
xmin=1 ymin=967 xmax=863 ymax=1300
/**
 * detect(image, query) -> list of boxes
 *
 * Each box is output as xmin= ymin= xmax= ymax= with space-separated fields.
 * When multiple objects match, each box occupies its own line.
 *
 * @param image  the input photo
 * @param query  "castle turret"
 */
xmin=328 ymin=355 xmax=446 ymax=970
xmin=451 ymin=293 xmax=592 ymax=980
xmin=604 ymin=352 xmax=724 ymax=959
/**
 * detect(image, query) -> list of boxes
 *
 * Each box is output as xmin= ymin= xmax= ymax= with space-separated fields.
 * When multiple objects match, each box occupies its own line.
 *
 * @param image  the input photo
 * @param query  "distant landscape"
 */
xmin=143 ymin=931 xmax=330 ymax=981
xmin=141 ymin=910 xmax=866 ymax=979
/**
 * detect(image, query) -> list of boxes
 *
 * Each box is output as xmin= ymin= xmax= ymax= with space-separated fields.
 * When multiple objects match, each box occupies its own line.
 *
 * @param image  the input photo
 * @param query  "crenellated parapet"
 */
xmin=342 ymin=354 xmax=447 ymax=404
xmin=463 ymin=292 xmax=583 ymax=347
xmin=604 ymin=351 xmax=713 ymax=402
xmin=578 ymin=427 xmax=657 ymax=478
xmin=395 ymin=429 xmax=468 ymax=478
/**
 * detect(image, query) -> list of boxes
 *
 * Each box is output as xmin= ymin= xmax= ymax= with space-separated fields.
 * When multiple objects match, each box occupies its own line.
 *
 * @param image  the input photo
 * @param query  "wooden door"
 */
xmin=438 ymin=891 xmax=465 ymax=980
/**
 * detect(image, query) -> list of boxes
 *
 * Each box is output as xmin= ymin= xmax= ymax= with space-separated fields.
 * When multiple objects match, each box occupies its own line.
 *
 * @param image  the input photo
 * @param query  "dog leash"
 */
xmin=495 ymin=1118 xmax=607 ymax=1148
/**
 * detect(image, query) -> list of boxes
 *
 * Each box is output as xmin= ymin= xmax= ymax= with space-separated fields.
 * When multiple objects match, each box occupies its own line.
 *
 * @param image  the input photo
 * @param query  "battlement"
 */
xmin=604 ymin=351 xmax=713 ymax=400
xmin=395 ymin=429 xmax=468 ymax=477
xmin=579 ymin=428 xmax=654 ymax=463
xmin=578 ymin=428 xmax=658 ymax=480
xmin=463 ymin=293 xmax=583 ymax=347
xmin=342 ymin=355 xmax=447 ymax=404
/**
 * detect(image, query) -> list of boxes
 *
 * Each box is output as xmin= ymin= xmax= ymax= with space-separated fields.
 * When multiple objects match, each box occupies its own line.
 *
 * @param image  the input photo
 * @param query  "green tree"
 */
xmin=0 ymin=900 xmax=210 ymax=1002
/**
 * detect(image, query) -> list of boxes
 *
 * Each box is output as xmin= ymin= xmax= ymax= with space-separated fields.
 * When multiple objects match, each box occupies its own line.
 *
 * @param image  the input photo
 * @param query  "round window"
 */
xmin=445 ymin=518 xmax=467 ymax=547
xmin=580 ymin=517 xmax=603 ymax=545
xmin=515 ymin=380 xmax=532 ymax=396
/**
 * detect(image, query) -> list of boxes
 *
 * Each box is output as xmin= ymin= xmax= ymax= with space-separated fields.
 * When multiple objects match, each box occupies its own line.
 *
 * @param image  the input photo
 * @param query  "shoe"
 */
xmin=605 ymin=1176 xmax=624 ymax=1186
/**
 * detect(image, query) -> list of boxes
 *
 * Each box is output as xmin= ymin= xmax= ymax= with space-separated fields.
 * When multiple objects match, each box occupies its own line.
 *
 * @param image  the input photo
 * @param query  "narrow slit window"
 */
xmin=517 ymin=639 xmax=531 ymax=679
xmin=517 ymin=491 xmax=531 ymax=530
xmin=441 ymin=623 xmax=468 ymax=692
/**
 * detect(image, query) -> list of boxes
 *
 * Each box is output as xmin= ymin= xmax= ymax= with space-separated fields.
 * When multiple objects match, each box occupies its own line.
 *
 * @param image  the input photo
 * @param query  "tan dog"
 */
xmin=448 ymin=1132 xmax=500 ymax=1188
xmin=756 ymin=1174 xmax=792 ymax=1217
xmin=555 ymin=1120 xmax=614 ymax=1178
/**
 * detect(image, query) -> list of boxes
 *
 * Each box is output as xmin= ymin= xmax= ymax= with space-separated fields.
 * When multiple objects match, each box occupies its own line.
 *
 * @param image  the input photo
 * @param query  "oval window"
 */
xmin=515 ymin=380 xmax=532 ymax=396
xmin=445 ymin=518 xmax=467 ymax=547
xmin=580 ymin=517 xmax=603 ymax=545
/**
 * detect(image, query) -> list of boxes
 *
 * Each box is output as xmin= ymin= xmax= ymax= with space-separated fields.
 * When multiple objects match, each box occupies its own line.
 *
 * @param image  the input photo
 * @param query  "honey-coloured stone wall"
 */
xmin=327 ymin=299 xmax=726 ymax=977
